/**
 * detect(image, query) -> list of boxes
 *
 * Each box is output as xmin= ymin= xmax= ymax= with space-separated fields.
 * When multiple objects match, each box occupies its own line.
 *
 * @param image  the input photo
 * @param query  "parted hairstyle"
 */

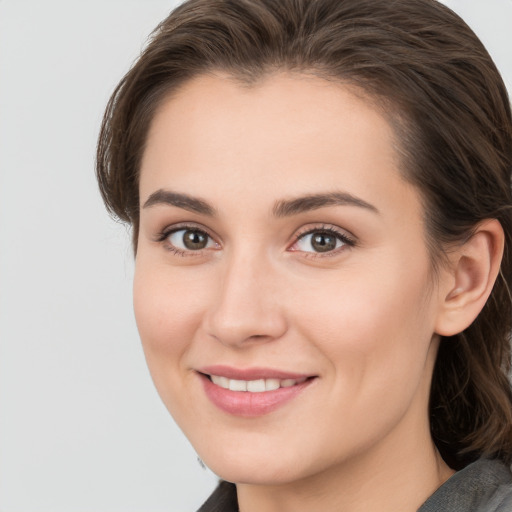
xmin=97 ymin=0 xmax=512 ymax=469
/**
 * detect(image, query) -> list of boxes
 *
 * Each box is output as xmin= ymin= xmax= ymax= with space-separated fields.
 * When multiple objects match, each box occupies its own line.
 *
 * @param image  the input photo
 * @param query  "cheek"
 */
xmin=132 ymin=257 xmax=220 ymax=429
xmin=132 ymin=259 xmax=208 ymax=376
xmin=285 ymin=264 xmax=437 ymax=457
xmin=292 ymin=256 xmax=435 ymax=393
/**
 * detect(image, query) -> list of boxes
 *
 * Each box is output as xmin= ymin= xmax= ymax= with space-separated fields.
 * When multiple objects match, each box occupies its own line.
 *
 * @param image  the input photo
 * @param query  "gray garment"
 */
xmin=419 ymin=459 xmax=512 ymax=512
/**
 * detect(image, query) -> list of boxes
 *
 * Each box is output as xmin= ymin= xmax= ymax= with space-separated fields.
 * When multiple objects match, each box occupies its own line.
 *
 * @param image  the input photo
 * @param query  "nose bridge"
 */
xmin=205 ymin=243 xmax=287 ymax=346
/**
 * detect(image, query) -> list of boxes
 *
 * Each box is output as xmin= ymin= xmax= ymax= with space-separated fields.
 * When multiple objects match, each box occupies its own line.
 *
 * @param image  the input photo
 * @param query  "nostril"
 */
xmin=249 ymin=334 xmax=270 ymax=340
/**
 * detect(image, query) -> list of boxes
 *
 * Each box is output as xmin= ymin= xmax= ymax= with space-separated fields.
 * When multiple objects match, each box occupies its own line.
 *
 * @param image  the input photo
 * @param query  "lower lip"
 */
xmin=199 ymin=374 xmax=314 ymax=417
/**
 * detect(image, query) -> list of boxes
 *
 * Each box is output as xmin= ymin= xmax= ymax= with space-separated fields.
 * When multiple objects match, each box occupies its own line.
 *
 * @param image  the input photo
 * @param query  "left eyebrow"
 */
xmin=272 ymin=192 xmax=379 ymax=217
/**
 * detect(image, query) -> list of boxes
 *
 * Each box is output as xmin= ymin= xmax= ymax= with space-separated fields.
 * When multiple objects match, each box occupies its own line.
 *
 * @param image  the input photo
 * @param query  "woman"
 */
xmin=96 ymin=0 xmax=512 ymax=510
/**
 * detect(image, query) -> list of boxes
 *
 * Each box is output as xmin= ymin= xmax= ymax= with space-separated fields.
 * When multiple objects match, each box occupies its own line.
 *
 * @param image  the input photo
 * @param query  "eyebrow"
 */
xmin=142 ymin=189 xmax=216 ymax=216
xmin=142 ymin=189 xmax=378 ymax=218
xmin=272 ymin=192 xmax=379 ymax=217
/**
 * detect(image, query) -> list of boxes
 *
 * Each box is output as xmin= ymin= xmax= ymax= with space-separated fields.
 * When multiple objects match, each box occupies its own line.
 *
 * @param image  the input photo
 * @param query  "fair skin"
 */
xmin=134 ymin=73 xmax=502 ymax=512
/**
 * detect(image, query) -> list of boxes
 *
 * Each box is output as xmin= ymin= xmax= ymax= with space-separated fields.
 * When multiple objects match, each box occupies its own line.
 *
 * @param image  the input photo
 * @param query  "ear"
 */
xmin=435 ymin=219 xmax=504 ymax=337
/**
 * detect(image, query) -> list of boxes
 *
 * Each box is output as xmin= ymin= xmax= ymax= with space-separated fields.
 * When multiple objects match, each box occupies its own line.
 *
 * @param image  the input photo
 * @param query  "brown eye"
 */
xmin=310 ymin=232 xmax=337 ymax=252
xmin=293 ymin=229 xmax=350 ymax=254
xmin=167 ymin=228 xmax=214 ymax=251
xmin=183 ymin=230 xmax=208 ymax=250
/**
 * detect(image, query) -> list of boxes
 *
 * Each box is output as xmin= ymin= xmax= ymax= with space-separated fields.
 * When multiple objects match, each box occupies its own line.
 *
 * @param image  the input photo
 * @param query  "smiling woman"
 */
xmin=96 ymin=0 xmax=512 ymax=511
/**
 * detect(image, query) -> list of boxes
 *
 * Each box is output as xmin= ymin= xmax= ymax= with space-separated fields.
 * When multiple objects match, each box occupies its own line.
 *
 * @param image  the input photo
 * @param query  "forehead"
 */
xmin=140 ymin=72 xmax=418 ymax=222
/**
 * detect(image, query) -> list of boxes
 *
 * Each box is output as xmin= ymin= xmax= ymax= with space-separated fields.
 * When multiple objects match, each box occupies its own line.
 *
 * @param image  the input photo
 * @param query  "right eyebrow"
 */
xmin=142 ymin=189 xmax=216 ymax=216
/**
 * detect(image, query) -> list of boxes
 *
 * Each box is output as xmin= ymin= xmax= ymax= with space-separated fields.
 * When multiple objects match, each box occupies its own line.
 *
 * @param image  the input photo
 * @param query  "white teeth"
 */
xmin=265 ymin=378 xmax=280 ymax=391
xmin=211 ymin=375 xmax=229 ymax=388
xmin=229 ymin=379 xmax=247 ymax=391
xmin=209 ymin=375 xmax=306 ymax=392
xmin=247 ymin=379 xmax=266 ymax=392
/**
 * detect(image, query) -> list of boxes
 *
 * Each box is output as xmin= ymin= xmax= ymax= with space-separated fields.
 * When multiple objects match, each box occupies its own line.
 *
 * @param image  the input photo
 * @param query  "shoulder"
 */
xmin=419 ymin=458 xmax=512 ymax=512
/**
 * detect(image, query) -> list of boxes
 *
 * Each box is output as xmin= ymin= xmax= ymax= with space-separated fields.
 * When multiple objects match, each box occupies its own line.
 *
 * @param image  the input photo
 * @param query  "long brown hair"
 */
xmin=96 ymin=0 xmax=512 ymax=469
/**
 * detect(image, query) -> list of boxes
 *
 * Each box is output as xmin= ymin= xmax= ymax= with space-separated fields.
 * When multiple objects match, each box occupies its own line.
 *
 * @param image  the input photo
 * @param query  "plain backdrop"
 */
xmin=0 ymin=1 xmax=511 ymax=511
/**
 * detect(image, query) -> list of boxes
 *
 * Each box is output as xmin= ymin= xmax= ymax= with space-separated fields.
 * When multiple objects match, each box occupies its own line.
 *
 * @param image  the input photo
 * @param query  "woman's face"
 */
xmin=135 ymin=73 xmax=449 ymax=484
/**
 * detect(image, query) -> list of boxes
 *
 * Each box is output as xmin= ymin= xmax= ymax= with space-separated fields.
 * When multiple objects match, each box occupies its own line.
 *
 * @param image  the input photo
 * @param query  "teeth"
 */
xmin=210 ymin=375 xmax=307 ymax=392
xmin=247 ymin=379 xmax=266 ymax=392
xmin=265 ymin=378 xmax=280 ymax=391
xmin=229 ymin=379 xmax=247 ymax=391
xmin=211 ymin=375 xmax=229 ymax=388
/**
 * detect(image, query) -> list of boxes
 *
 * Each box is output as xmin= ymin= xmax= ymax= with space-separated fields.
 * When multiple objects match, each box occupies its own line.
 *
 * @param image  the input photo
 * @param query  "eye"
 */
xmin=290 ymin=227 xmax=354 ymax=254
xmin=166 ymin=227 xmax=217 ymax=252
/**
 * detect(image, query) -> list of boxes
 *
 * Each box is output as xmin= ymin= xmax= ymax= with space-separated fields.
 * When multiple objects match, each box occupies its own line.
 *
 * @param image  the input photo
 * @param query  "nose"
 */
xmin=203 ymin=249 xmax=288 ymax=348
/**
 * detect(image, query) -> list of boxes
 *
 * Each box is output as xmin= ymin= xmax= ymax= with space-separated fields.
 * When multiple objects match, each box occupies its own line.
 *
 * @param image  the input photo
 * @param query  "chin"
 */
xmin=194 ymin=433 xmax=341 ymax=487
xmin=205 ymin=456 xmax=304 ymax=486
xmin=186 ymin=433 xmax=303 ymax=485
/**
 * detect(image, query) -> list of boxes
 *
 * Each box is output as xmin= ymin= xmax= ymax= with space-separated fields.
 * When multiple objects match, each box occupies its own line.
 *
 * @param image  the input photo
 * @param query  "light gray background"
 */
xmin=0 ymin=1 xmax=511 ymax=511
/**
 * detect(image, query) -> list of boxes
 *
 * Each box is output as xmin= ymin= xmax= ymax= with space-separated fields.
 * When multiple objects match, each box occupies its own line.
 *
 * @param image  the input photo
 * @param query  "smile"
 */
xmin=197 ymin=366 xmax=316 ymax=417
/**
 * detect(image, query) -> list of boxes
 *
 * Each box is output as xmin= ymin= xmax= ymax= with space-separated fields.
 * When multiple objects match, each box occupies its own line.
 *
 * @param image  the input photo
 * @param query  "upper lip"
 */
xmin=197 ymin=365 xmax=314 ymax=381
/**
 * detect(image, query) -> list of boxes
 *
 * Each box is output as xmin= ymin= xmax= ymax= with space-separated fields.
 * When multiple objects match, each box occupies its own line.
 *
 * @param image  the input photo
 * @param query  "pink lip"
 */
xmin=197 ymin=366 xmax=316 ymax=417
xmin=198 ymin=365 xmax=310 ymax=381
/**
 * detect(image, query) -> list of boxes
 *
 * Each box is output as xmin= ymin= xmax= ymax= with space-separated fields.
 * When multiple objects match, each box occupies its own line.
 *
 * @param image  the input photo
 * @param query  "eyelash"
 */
xmin=155 ymin=223 xmax=356 ymax=258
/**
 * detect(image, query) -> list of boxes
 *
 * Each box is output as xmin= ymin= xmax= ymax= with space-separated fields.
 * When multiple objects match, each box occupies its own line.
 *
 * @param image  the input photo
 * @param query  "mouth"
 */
xmin=207 ymin=374 xmax=310 ymax=392
xmin=197 ymin=366 xmax=317 ymax=417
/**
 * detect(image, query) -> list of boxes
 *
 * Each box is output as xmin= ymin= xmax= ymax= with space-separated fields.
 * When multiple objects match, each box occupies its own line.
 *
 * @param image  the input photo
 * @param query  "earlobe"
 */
xmin=435 ymin=219 xmax=504 ymax=337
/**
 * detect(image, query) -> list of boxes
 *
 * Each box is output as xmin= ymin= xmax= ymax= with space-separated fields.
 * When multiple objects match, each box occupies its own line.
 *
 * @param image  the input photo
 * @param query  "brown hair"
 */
xmin=96 ymin=0 xmax=512 ymax=469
